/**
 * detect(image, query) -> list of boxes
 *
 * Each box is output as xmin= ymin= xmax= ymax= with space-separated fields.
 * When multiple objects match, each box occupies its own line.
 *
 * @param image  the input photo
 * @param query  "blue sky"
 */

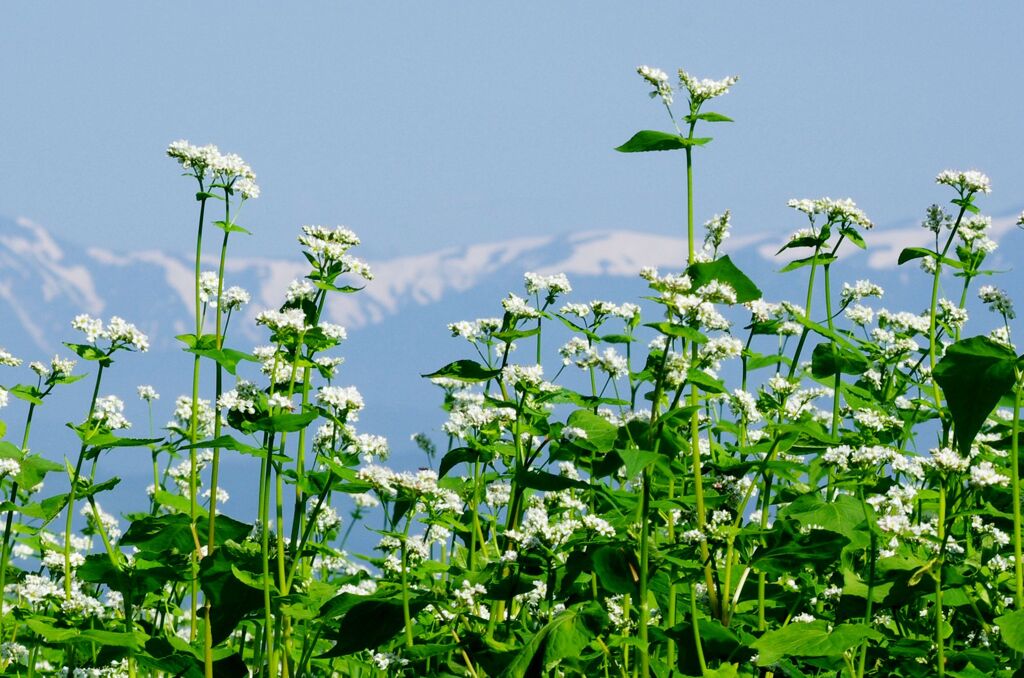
xmin=1 ymin=3 xmax=1023 ymax=261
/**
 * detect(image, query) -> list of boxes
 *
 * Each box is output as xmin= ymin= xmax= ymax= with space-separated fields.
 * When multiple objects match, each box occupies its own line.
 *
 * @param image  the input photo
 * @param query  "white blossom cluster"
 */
xmin=678 ymin=68 xmax=738 ymax=103
xmin=787 ymin=197 xmax=873 ymax=229
xmin=448 ymin=317 xmax=502 ymax=343
xmin=298 ymin=224 xmax=362 ymax=264
xmin=166 ymin=140 xmax=259 ymax=197
xmin=703 ymin=210 xmax=732 ymax=255
xmin=91 ymin=395 xmax=130 ymax=430
xmin=524 ymin=272 xmax=572 ymax=297
xmin=978 ymin=285 xmax=1015 ymax=319
xmin=317 ymin=385 xmax=365 ymax=413
xmin=840 ymin=280 xmax=884 ymax=305
xmin=935 ymin=169 xmax=991 ymax=195
xmin=0 ymin=347 xmax=22 ymax=367
xmin=71 ymin=315 xmax=149 ymax=351
xmin=637 ymin=65 xmax=673 ymax=105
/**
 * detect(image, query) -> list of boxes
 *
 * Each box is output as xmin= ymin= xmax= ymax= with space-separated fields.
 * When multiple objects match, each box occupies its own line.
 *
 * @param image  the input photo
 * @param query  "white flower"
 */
xmin=840 ymin=280 xmax=884 ymax=305
xmin=233 ymin=177 xmax=260 ymax=199
xmin=936 ymin=169 xmax=991 ymax=195
xmin=501 ymin=293 xmax=540 ymax=318
xmin=523 ymin=272 xmax=572 ymax=297
xmin=268 ymin=393 xmax=294 ymax=411
xmin=255 ymin=308 xmax=308 ymax=333
xmin=0 ymin=458 xmax=20 ymax=476
xmin=637 ymin=65 xmax=673 ymax=105
xmin=199 ymin=272 xmax=219 ymax=303
xmin=0 ymin=348 xmax=22 ymax=367
xmin=678 ymin=68 xmax=738 ymax=103
xmin=286 ymin=279 xmax=317 ymax=303
xmin=137 ymin=385 xmax=159 ymax=402
xmin=979 ymin=285 xmax=1015 ymax=319
xmin=703 ymin=211 xmax=731 ymax=253
xmin=970 ymin=461 xmax=1009 ymax=488
xmin=318 ymin=385 xmax=364 ymax=412
xmin=222 ymin=286 xmax=251 ymax=310
xmin=319 ymin=323 xmax=347 ymax=341
xmin=92 ymin=395 xmax=130 ymax=430
xmin=72 ymin=314 xmax=104 ymax=343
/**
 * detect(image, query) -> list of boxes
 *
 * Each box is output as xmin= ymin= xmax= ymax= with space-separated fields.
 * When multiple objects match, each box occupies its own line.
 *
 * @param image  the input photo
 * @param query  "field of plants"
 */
xmin=1 ymin=66 xmax=1023 ymax=677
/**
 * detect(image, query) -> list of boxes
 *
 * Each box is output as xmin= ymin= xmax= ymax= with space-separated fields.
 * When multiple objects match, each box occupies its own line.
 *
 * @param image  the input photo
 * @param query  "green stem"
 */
xmin=0 ymin=401 xmax=37 ymax=639
xmin=1011 ymin=373 xmax=1023 ymax=609
xmin=401 ymin=515 xmax=415 ymax=648
xmin=935 ymin=484 xmax=946 ymax=678
xmin=188 ymin=192 xmax=209 ymax=641
xmin=64 ymin=362 xmax=105 ymax=599
xmin=637 ymin=469 xmax=651 ymax=678
xmin=928 ymin=206 xmax=967 ymax=409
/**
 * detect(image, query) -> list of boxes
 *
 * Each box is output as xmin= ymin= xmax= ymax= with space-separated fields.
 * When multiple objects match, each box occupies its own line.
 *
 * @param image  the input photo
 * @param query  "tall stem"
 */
xmin=188 ymin=192 xmax=209 ymax=640
xmin=935 ymin=484 xmax=946 ymax=678
xmin=1011 ymin=373 xmax=1023 ymax=609
xmin=0 ymin=401 xmax=38 ymax=638
xmin=64 ymin=363 xmax=105 ymax=599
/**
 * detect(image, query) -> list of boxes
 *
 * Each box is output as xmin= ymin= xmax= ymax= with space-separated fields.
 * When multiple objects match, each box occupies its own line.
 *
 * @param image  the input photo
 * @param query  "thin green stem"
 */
xmin=1011 ymin=373 xmax=1023 ymax=609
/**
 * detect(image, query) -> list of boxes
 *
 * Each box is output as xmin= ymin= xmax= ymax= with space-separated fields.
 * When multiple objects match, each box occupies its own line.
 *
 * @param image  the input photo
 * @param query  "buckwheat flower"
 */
xmin=729 ymin=389 xmax=761 ymax=422
xmin=81 ymin=501 xmax=122 ymax=540
xmin=233 ymin=176 xmax=260 ymax=199
xmin=217 ymin=387 xmax=256 ymax=414
xmin=979 ymin=285 xmax=1015 ymax=319
xmin=818 ymin=197 xmax=873 ymax=229
xmin=582 ymin=514 xmax=616 ymax=537
xmin=703 ymin=210 xmax=731 ymax=254
xmin=597 ymin=347 xmax=628 ymax=378
xmin=198 ymin=272 xmax=219 ymax=304
xmin=169 ymin=395 xmax=215 ymax=437
xmin=853 ymin=408 xmax=900 ymax=432
xmin=222 ymin=286 xmax=251 ymax=311
xmin=845 ymin=304 xmax=874 ymax=326
xmin=840 ymin=280 xmax=884 ymax=305
xmin=319 ymin=322 xmax=347 ymax=342
xmin=745 ymin=299 xmax=780 ymax=323
xmin=524 ymin=272 xmax=572 ymax=297
xmin=561 ymin=426 xmax=589 ymax=444
xmin=678 ymin=68 xmax=738 ymax=103
xmin=502 ymin=364 xmax=557 ymax=392
xmin=309 ymin=504 xmax=342 ymax=533
xmin=787 ymin=199 xmax=817 ymax=216
xmin=318 ymin=385 xmax=364 ymax=412
xmin=0 ymin=458 xmax=20 ymax=476
xmin=970 ymin=461 xmax=1009 ymax=488
xmin=352 ymin=433 xmax=389 ymax=463
xmin=167 ymin=139 xmax=221 ymax=173
xmin=255 ymin=308 xmax=308 ymax=333
xmin=502 ymin=293 xmax=540 ymax=318
xmin=989 ymin=325 xmax=1014 ymax=349
xmin=928 ymin=446 xmax=970 ymax=473
xmin=936 ymin=169 xmax=991 ymax=195
xmin=0 ymin=642 xmax=28 ymax=664
xmin=0 ymin=387 xmax=7 ymax=409
xmin=698 ymin=336 xmax=743 ymax=365
xmin=285 ymin=279 xmax=316 ymax=303
xmin=314 ymin=356 xmax=344 ymax=377
xmin=937 ymin=299 xmax=968 ymax=331
xmin=201 ymin=487 xmax=230 ymax=504
xmin=92 ymin=395 xmax=130 ymax=430
xmin=353 ymin=492 xmax=380 ymax=509
xmin=267 ymin=393 xmax=294 ymax=411
xmin=637 ymin=64 xmax=673 ymax=105
xmin=877 ymin=309 xmax=930 ymax=334
xmin=341 ymin=254 xmax=373 ymax=280
xmin=921 ymin=203 xmax=951 ymax=234
xmin=104 ymin=316 xmax=149 ymax=351
xmin=559 ymin=302 xmax=591 ymax=318
xmin=72 ymin=314 xmax=104 ymax=343
xmin=29 ymin=361 xmax=49 ymax=377
xmin=137 ymin=385 xmax=159 ymax=402
xmin=0 ymin=348 xmax=21 ymax=367
xmin=210 ymin=151 xmax=255 ymax=180
xmin=791 ymin=612 xmax=817 ymax=624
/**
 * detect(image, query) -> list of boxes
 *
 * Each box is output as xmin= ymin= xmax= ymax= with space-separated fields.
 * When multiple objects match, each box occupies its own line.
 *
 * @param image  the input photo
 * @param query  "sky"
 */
xmin=1 ymin=3 xmax=1023 ymax=263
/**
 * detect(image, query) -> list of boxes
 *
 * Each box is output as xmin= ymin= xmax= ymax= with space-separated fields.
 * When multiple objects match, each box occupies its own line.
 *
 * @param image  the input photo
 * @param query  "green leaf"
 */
xmin=63 ymin=342 xmax=111 ymax=365
xmin=592 ymin=546 xmax=638 ymax=594
xmin=689 ymin=111 xmax=734 ymax=123
xmin=213 ymin=219 xmax=252 ymax=235
xmin=752 ymin=621 xmax=881 ymax=665
xmin=499 ymin=608 xmax=599 ymax=677
xmin=321 ymin=598 xmax=422 ymax=657
xmin=780 ymin=254 xmax=837 ymax=273
xmin=686 ymin=255 xmax=762 ymax=303
xmin=187 ymin=348 xmax=254 ymax=375
xmin=617 ymin=449 xmax=663 ymax=478
xmin=242 ymin=410 xmax=319 ymax=434
xmin=121 ymin=513 xmax=196 ymax=554
xmin=438 ymin=446 xmax=493 ymax=478
xmin=780 ymin=493 xmax=868 ymax=540
xmin=9 ymin=384 xmax=44 ymax=405
xmin=615 ymin=130 xmax=711 ymax=153
xmin=25 ymin=618 xmax=78 ymax=642
xmin=565 ymin=410 xmax=618 ymax=453
xmin=643 ymin=322 xmax=707 ymax=345
xmin=686 ymin=368 xmax=726 ymax=394
xmin=933 ymin=336 xmax=1017 ymax=455
xmin=422 ymin=359 xmax=501 ymax=383
xmin=995 ymin=609 xmax=1024 ymax=651
xmin=811 ymin=342 xmax=868 ymax=378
